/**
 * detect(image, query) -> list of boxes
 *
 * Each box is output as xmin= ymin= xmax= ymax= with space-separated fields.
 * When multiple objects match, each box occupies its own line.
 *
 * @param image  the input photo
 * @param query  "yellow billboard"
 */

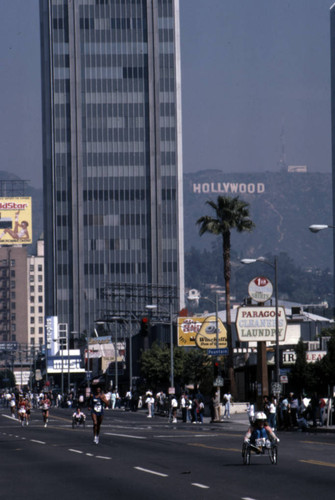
xmin=0 ymin=197 xmax=32 ymax=245
xmin=178 ymin=316 xmax=227 ymax=348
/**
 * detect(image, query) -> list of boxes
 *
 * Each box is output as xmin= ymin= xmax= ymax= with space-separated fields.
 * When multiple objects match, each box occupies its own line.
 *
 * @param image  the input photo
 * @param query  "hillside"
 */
xmin=1 ymin=169 xmax=333 ymax=272
xmin=184 ymin=170 xmax=333 ymax=271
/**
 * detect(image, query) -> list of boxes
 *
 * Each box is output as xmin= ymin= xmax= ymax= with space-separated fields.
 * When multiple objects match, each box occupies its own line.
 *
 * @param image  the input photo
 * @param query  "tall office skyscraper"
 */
xmin=331 ymin=5 xmax=335 ymax=309
xmin=40 ymin=0 xmax=184 ymax=336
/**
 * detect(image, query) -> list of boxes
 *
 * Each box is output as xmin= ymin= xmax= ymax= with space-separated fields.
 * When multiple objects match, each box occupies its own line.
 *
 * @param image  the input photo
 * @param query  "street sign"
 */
xmin=213 ymin=376 xmax=224 ymax=387
xmin=208 ymin=348 xmax=228 ymax=356
xmin=271 ymin=382 xmax=282 ymax=394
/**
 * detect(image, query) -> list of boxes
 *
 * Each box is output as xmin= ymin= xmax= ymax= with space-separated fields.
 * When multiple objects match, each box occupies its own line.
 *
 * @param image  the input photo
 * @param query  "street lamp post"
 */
xmin=241 ymin=256 xmax=280 ymax=384
xmin=309 ymin=224 xmax=335 ymax=317
xmin=96 ymin=318 xmax=119 ymax=391
xmin=146 ymin=303 xmax=174 ymax=391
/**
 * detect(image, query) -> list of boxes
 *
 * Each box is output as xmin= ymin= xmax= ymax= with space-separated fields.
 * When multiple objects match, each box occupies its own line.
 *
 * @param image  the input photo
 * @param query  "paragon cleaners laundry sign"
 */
xmin=235 ymin=306 xmax=287 ymax=342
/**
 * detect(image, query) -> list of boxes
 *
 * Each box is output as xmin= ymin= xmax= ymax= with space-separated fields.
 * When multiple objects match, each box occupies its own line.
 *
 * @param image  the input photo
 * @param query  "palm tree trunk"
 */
xmin=223 ymin=232 xmax=237 ymax=399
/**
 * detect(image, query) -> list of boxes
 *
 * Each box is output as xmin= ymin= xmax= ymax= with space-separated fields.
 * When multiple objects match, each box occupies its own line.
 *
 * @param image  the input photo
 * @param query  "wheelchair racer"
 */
xmin=72 ymin=407 xmax=86 ymax=425
xmin=244 ymin=411 xmax=280 ymax=447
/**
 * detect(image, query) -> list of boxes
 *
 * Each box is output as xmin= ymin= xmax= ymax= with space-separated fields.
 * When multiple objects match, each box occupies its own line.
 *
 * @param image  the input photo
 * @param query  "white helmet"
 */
xmin=255 ymin=411 xmax=267 ymax=421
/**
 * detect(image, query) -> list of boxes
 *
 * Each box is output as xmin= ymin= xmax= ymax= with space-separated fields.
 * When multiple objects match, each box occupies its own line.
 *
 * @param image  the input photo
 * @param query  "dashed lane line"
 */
xmin=191 ymin=483 xmax=210 ymax=489
xmin=30 ymin=439 xmax=46 ymax=445
xmin=104 ymin=432 xmax=146 ymax=440
xmin=134 ymin=466 xmax=168 ymax=477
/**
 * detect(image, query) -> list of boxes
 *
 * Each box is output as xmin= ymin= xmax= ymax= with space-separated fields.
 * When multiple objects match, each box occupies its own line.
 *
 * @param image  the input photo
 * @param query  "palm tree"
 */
xmin=196 ymin=195 xmax=255 ymax=398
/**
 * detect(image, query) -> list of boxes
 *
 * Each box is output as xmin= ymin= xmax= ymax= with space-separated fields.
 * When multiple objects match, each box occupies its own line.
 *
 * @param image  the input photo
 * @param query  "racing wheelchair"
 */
xmin=72 ymin=412 xmax=86 ymax=429
xmin=242 ymin=437 xmax=278 ymax=465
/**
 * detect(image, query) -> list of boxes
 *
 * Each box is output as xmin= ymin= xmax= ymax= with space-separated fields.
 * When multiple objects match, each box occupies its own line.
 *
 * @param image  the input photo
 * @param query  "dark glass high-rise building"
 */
xmin=40 ymin=0 xmax=184 ymax=335
xmin=331 ymin=4 xmax=335 ymax=307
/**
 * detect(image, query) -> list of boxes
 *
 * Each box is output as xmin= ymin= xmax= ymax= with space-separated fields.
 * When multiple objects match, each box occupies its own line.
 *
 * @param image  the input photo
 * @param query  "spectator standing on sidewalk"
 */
xmin=223 ymin=391 xmax=232 ymax=418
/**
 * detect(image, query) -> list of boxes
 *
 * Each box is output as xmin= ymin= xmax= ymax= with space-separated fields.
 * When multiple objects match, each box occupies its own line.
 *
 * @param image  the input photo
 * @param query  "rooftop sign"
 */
xmin=248 ymin=276 xmax=273 ymax=303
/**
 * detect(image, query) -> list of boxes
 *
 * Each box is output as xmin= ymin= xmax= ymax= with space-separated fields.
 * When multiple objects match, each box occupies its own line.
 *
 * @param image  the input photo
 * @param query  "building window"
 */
xmin=30 ymin=327 xmax=35 ymax=334
xmin=38 ymin=265 xmax=43 ymax=272
xmin=30 ymin=307 xmax=35 ymax=314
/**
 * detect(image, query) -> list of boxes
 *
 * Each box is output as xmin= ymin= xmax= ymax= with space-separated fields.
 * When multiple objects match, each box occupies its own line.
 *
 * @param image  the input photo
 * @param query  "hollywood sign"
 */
xmin=193 ymin=182 xmax=265 ymax=195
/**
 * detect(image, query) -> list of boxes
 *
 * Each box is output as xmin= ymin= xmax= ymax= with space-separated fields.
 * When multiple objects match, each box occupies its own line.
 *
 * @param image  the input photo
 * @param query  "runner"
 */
xmin=9 ymin=394 xmax=16 ymax=418
xmin=88 ymin=385 xmax=110 ymax=444
xmin=25 ymin=395 xmax=32 ymax=425
xmin=40 ymin=393 xmax=51 ymax=427
xmin=17 ymin=396 xmax=27 ymax=426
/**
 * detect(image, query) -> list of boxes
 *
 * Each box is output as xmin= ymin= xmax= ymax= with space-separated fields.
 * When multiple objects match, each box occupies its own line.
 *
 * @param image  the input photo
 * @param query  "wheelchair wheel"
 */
xmin=269 ymin=445 xmax=278 ymax=465
xmin=242 ymin=443 xmax=251 ymax=465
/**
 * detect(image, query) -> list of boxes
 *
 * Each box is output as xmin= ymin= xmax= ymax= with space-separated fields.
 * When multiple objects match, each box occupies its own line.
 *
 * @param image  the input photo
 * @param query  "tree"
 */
xmin=140 ymin=343 xmax=213 ymax=393
xmin=0 ymin=368 xmax=16 ymax=389
xmin=196 ymin=196 xmax=255 ymax=398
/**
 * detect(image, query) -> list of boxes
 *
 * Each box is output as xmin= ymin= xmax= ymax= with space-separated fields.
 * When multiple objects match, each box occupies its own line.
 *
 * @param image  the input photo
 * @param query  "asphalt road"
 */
xmin=1 ymin=406 xmax=335 ymax=500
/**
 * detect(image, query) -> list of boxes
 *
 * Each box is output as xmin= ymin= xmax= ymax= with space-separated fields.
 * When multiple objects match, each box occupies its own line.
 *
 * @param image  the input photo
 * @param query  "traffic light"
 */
xmin=140 ymin=317 xmax=150 ymax=336
xmin=214 ymin=361 xmax=221 ymax=378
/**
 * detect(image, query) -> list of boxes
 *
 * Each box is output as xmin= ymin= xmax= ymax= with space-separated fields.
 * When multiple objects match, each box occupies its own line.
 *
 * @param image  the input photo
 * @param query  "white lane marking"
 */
xmin=30 ymin=439 xmax=46 ymax=445
xmin=86 ymin=453 xmax=94 ymax=457
xmin=191 ymin=483 xmax=210 ymax=489
xmin=104 ymin=433 xmax=146 ymax=440
xmin=154 ymin=434 xmax=220 ymax=438
xmin=2 ymin=415 xmax=17 ymax=421
xmin=69 ymin=449 xmax=83 ymax=454
xmin=241 ymin=498 xmax=257 ymax=500
xmin=96 ymin=456 xmax=112 ymax=460
xmin=134 ymin=467 xmax=168 ymax=477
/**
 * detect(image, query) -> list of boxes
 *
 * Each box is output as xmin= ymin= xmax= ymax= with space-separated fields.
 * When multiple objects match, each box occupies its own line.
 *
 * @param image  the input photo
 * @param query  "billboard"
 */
xmin=178 ymin=316 xmax=227 ymax=348
xmin=235 ymin=306 xmax=287 ymax=342
xmin=0 ymin=197 xmax=32 ymax=245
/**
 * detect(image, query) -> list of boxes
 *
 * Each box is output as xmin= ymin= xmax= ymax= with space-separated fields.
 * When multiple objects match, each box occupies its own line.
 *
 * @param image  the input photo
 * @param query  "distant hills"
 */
xmin=183 ymin=170 xmax=333 ymax=271
xmin=1 ymin=169 xmax=333 ymax=272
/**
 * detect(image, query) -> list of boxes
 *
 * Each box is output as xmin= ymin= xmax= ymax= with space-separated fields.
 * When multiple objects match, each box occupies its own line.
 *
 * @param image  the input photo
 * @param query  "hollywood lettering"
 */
xmin=193 ymin=182 xmax=265 ymax=195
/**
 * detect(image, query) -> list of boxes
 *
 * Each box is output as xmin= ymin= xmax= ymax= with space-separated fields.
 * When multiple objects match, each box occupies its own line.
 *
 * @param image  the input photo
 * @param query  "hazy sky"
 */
xmin=0 ymin=0 xmax=333 ymax=188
